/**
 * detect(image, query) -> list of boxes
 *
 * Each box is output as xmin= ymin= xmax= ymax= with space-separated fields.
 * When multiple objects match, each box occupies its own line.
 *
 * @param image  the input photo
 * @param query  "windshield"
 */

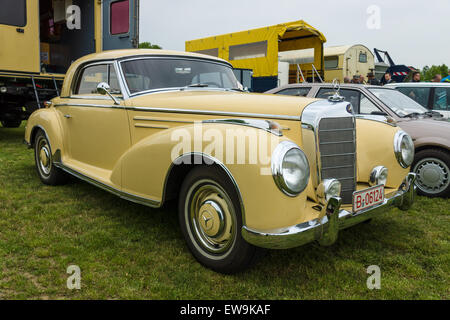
xmin=368 ymin=88 xmax=428 ymax=117
xmin=120 ymin=58 xmax=240 ymax=94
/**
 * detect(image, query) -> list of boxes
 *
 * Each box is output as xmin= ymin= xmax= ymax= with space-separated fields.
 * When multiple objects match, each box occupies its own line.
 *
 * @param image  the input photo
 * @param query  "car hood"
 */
xmin=127 ymin=90 xmax=320 ymax=120
xmin=396 ymin=117 xmax=450 ymax=148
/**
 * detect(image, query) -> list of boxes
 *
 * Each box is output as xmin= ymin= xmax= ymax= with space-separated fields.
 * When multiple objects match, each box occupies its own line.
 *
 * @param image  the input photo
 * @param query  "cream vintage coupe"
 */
xmin=25 ymin=49 xmax=416 ymax=273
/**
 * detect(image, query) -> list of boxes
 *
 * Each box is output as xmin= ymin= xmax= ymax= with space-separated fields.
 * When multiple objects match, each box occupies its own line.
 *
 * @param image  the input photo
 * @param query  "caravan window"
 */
xmin=0 ymin=0 xmax=26 ymax=27
xmin=229 ymin=41 xmax=268 ymax=61
xmin=111 ymin=0 xmax=130 ymax=35
xmin=359 ymin=52 xmax=368 ymax=63
xmin=324 ymin=56 xmax=339 ymax=69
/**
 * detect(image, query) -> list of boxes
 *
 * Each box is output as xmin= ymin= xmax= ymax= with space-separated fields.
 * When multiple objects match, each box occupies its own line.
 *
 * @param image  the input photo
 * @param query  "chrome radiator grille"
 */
xmin=318 ymin=117 xmax=356 ymax=204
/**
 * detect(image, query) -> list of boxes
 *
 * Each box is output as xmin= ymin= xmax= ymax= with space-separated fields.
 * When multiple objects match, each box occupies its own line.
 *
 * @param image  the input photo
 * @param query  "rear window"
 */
xmin=0 ymin=0 xmax=26 ymax=27
xmin=110 ymin=0 xmax=130 ymax=35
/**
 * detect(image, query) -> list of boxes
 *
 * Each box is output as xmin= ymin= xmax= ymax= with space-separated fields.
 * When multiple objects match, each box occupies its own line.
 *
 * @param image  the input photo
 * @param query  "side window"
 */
xmin=360 ymin=95 xmax=383 ymax=115
xmin=110 ymin=0 xmax=130 ymax=35
xmin=0 ymin=0 xmax=26 ymax=27
xmin=276 ymin=87 xmax=311 ymax=97
xmin=75 ymin=64 xmax=121 ymax=95
xmin=317 ymin=88 xmax=361 ymax=112
xmin=397 ymin=87 xmax=430 ymax=107
xmin=433 ymin=88 xmax=449 ymax=111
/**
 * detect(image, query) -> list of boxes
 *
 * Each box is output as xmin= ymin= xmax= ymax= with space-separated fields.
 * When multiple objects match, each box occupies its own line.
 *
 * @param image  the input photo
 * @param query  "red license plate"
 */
xmin=352 ymin=185 xmax=385 ymax=212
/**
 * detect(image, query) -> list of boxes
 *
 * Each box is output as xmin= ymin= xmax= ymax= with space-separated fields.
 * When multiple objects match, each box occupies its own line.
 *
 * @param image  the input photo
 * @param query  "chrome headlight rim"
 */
xmin=271 ymin=141 xmax=310 ymax=197
xmin=394 ymin=131 xmax=415 ymax=168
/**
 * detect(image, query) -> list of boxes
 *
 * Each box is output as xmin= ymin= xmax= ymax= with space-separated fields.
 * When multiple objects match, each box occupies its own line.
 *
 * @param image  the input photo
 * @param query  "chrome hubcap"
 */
xmin=187 ymin=180 xmax=236 ymax=255
xmin=414 ymin=157 xmax=449 ymax=194
xmin=37 ymin=138 xmax=52 ymax=176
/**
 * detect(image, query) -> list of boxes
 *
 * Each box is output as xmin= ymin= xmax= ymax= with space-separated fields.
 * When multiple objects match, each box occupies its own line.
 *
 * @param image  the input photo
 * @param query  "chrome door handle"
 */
xmin=64 ymin=114 xmax=72 ymax=118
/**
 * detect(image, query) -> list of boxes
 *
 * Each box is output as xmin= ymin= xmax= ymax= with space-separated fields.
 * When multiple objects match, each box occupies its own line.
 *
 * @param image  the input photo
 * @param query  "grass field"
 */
xmin=0 ymin=124 xmax=448 ymax=300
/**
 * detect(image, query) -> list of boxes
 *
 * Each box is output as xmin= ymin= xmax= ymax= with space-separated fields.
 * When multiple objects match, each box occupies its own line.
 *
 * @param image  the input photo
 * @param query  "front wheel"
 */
xmin=34 ymin=130 xmax=68 ymax=185
xmin=412 ymin=149 xmax=450 ymax=198
xmin=178 ymin=166 xmax=261 ymax=274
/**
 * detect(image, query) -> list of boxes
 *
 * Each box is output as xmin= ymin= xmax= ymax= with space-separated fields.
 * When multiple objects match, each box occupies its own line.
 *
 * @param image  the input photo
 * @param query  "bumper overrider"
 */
xmin=242 ymin=173 xmax=416 ymax=249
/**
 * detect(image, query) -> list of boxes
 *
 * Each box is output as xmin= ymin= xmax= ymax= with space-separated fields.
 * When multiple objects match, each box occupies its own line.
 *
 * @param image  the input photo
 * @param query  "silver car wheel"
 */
xmin=413 ymin=157 xmax=449 ymax=194
xmin=184 ymin=179 xmax=237 ymax=259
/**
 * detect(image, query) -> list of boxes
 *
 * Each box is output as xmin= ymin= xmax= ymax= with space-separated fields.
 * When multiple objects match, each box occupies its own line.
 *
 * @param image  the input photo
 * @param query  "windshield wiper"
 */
xmin=404 ymin=112 xmax=421 ymax=118
xmin=186 ymin=83 xmax=209 ymax=88
xmin=423 ymin=111 xmax=443 ymax=118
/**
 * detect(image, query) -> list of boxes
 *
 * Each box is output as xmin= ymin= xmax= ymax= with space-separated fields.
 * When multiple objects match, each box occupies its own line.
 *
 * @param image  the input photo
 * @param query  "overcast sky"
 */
xmin=139 ymin=0 xmax=449 ymax=70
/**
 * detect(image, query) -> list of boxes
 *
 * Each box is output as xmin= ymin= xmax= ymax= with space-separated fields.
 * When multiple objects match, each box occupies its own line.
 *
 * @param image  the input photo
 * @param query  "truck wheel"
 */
xmin=1 ymin=120 xmax=22 ymax=128
xmin=412 ymin=149 xmax=450 ymax=198
xmin=34 ymin=130 xmax=68 ymax=185
xmin=178 ymin=166 xmax=261 ymax=274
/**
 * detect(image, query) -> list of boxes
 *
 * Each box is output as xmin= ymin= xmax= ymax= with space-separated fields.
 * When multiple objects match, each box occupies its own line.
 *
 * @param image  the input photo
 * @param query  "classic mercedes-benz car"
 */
xmin=25 ymin=49 xmax=416 ymax=273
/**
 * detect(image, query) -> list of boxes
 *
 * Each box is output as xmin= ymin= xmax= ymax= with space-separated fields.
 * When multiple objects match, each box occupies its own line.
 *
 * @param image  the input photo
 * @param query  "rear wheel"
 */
xmin=178 ymin=166 xmax=261 ymax=274
xmin=1 ymin=119 xmax=22 ymax=128
xmin=412 ymin=149 xmax=450 ymax=197
xmin=34 ymin=130 xmax=68 ymax=185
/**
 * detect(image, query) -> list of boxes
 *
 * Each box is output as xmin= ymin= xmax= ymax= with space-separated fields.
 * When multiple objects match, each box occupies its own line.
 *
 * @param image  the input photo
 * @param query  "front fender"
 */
xmin=25 ymin=107 xmax=64 ymax=153
xmin=119 ymin=123 xmax=314 ymax=231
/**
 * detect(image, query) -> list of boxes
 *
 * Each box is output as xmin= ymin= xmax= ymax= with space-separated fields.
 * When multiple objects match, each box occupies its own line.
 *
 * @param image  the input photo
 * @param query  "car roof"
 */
xmin=71 ymin=49 xmax=231 ymax=66
xmin=385 ymin=82 xmax=450 ymax=88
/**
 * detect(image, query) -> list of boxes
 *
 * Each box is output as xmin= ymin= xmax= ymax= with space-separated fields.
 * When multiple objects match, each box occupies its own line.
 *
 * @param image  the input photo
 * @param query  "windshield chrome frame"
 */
xmin=117 ymin=56 xmax=239 ymax=98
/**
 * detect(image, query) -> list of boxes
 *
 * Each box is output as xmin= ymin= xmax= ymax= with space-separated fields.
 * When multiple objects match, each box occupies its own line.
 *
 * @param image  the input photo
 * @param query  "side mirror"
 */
xmin=97 ymin=82 xmax=119 ymax=105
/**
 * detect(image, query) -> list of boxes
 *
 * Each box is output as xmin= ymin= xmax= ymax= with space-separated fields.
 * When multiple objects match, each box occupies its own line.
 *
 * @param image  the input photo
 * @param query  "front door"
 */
xmin=102 ymin=0 xmax=139 ymax=50
xmin=55 ymin=63 xmax=130 ymax=183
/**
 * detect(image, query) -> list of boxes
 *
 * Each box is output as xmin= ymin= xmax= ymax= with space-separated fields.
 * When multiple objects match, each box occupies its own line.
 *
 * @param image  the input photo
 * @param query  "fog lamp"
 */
xmin=316 ymin=179 xmax=341 ymax=205
xmin=369 ymin=166 xmax=388 ymax=186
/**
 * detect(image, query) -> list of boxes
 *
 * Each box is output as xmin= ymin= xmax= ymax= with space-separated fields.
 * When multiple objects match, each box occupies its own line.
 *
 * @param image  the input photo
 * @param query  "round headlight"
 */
xmin=271 ymin=141 xmax=310 ymax=196
xmin=394 ymin=131 xmax=414 ymax=168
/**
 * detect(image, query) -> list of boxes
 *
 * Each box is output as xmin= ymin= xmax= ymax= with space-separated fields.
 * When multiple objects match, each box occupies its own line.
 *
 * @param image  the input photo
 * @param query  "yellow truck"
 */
xmin=186 ymin=20 xmax=326 ymax=92
xmin=0 ymin=0 xmax=139 ymax=127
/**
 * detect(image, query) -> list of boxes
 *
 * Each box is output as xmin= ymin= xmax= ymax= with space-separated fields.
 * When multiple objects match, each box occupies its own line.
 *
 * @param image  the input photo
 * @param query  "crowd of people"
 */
xmin=343 ymin=70 xmax=450 ymax=86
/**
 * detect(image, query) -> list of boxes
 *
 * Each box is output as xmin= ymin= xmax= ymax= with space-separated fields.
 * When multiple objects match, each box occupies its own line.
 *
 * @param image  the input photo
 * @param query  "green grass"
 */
xmin=0 ymin=124 xmax=449 ymax=300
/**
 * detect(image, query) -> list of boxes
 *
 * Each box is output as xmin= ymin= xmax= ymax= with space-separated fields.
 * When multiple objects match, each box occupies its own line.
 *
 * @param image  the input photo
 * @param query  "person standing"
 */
xmin=411 ymin=72 xmax=421 ymax=82
xmin=367 ymin=72 xmax=380 ymax=85
xmin=432 ymin=74 xmax=442 ymax=82
xmin=383 ymin=72 xmax=395 ymax=85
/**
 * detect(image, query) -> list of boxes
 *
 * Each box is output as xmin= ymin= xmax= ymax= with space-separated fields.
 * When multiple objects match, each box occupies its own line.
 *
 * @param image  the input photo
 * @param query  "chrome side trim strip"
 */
xmin=52 ymin=151 xmax=160 ymax=208
xmin=202 ymin=118 xmax=283 ymax=136
xmin=53 ymin=103 xmax=300 ymax=121
xmin=129 ymin=106 xmax=300 ymax=121
xmin=134 ymin=123 xmax=169 ymax=129
xmin=54 ymin=103 xmax=124 ymax=109
xmin=132 ymin=116 xmax=194 ymax=124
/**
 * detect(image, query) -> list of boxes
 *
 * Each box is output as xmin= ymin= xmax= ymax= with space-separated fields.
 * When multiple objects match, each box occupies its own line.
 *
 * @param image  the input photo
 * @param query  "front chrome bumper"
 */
xmin=242 ymin=173 xmax=416 ymax=249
